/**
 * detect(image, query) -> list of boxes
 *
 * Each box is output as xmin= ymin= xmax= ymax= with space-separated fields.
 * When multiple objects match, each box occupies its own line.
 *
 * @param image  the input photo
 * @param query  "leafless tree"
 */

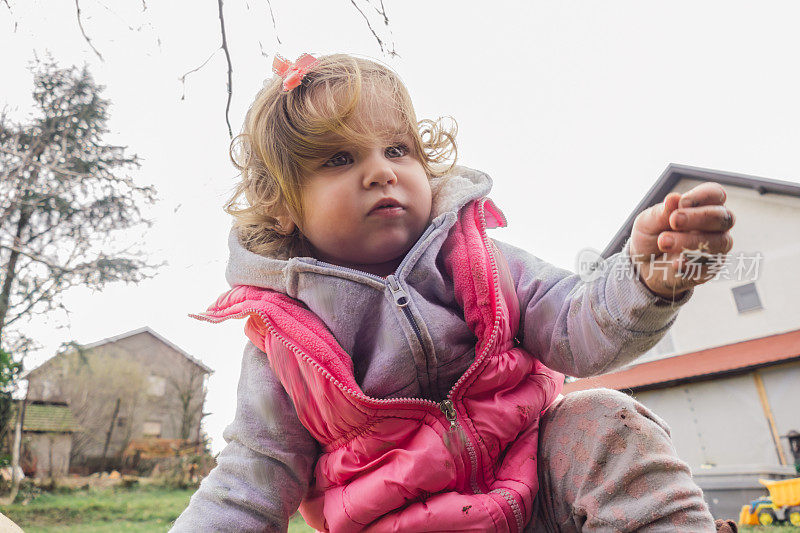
xmin=167 ymin=364 xmax=207 ymax=442
xmin=59 ymin=349 xmax=146 ymax=465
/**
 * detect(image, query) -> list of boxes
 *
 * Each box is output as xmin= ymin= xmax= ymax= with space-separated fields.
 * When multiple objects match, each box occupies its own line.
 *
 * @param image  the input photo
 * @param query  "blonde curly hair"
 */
xmin=225 ymin=53 xmax=458 ymax=258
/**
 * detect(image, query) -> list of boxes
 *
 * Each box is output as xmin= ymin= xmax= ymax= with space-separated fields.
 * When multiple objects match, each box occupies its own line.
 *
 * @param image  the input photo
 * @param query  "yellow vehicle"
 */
xmin=739 ymin=477 xmax=800 ymax=527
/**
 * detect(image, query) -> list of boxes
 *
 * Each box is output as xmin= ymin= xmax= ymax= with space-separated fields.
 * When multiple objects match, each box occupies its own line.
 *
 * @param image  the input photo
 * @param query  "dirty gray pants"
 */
xmin=526 ymin=389 xmax=716 ymax=532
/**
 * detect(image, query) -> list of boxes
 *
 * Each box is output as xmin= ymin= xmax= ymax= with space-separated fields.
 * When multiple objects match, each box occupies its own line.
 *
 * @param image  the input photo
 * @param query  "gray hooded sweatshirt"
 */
xmin=172 ymin=167 xmax=692 ymax=532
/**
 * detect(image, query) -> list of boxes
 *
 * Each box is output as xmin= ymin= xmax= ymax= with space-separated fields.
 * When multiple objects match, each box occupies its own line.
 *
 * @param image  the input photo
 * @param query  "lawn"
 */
xmin=739 ymin=526 xmax=800 ymax=533
xmin=9 ymin=488 xmax=798 ymax=532
xmin=2 ymin=485 xmax=314 ymax=532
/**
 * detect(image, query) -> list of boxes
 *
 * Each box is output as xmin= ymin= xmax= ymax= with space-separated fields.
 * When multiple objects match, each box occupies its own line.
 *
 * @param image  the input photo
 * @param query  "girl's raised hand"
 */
xmin=629 ymin=182 xmax=735 ymax=300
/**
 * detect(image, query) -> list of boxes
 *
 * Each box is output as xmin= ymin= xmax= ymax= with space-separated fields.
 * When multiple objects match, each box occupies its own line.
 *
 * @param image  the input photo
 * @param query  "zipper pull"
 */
xmin=439 ymin=399 xmax=457 ymax=431
xmin=386 ymin=275 xmax=409 ymax=307
xmin=439 ymin=399 xmax=466 ymax=454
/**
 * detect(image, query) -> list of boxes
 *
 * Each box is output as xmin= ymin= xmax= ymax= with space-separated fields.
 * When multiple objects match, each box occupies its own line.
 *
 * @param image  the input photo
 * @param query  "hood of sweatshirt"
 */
xmin=225 ymin=165 xmax=492 ymax=401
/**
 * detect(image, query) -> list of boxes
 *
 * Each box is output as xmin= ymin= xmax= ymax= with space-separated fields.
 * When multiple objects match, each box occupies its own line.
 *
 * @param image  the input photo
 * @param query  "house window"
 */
xmin=732 ymin=282 xmax=763 ymax=313
xmin=142 ymin=421 xmax=162 ymax=438
xmin=147 ymin=375 xmax=166 ymax=396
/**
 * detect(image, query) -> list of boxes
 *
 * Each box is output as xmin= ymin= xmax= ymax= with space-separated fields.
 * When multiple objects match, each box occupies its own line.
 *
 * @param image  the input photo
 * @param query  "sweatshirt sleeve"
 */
xmin=493 ymin=237 xmax=693 ymax=377
xmin=171 ymin=341 xmax=318 ymax=533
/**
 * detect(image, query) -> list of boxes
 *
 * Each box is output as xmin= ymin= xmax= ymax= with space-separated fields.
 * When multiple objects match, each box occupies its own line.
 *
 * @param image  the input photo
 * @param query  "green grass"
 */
xmin=741 ymin=527 xmax=799 ymax=532
xmin=4 ymin=487 xmax=797 ymax=533
xmin=289 ymin=514 xmax=315 ymax=533
xmin=1 ymin=486 xmax=314 ymax=532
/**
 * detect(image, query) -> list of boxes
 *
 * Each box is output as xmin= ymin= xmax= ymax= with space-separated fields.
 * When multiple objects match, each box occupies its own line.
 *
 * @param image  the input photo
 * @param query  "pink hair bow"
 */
xmin=272 ymin=53 xmax=318 ymax=91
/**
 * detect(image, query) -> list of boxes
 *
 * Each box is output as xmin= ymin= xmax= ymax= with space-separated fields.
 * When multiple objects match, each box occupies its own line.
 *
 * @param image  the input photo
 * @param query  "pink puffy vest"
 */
xmin=194 ymin=199 xmax=564 ymax=532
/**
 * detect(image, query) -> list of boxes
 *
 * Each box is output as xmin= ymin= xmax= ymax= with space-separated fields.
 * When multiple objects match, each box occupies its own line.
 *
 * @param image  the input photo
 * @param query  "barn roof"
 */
xmin=80 ymin=327 xmax=213 ymax=374
xmin=25 ymin=326 xmax=212 ymax=379
xmin=17 ymin=401 xmax=80 ymax=433
xmin=563 ymin=328 xmax=800 ymax=393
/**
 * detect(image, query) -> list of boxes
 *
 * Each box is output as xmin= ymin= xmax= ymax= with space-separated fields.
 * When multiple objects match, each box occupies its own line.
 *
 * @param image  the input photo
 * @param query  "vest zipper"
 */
xmin=193 ymin=199 xmax=507 ymax=504
xmin=385 ymin=274 xmax=431 ymax=367
xmin=438 ymin=398 xmax=482 ymax=494
xmin=294 ymin=254 xmax=485 ymax=492
xmin=435 ymin=198 xmax=505 ymax=496
xmin=439 ymin=398 xmax=457 ymax=429
xmin=387 ymin=273 xmax=485 ymax=495
xmin=490 ymin=488 xmax=524 ymax=532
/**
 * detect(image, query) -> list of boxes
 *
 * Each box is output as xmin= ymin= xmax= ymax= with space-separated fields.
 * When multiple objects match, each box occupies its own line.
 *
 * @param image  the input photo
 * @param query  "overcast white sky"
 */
xmin=3 ymin=1 xmax=800 ymax=453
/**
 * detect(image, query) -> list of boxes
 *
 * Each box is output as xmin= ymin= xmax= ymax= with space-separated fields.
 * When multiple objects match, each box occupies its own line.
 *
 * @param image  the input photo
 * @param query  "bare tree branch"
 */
xmin=265 ymin=0 xmax=281 ymax=45
xmin=166 ymin=365 xmax=205 ymax=440
xmin=74 ymin=0 xmax=104 ymax=62
xmin=346 ymin=0 xmax=396 ymax=56
xmin=0 ymin=146 xmax=90 ymax=178
xmin=179 ymin=48 xmax=221 ymax=101
xmin=374 ymin=0 xmax=396 ymax=56
xmin=20 ymin=219 xmax=69 ymax=248
xmin=217 ymin=0 xmax=233 ymax=138
xmin=376 ymin=0 xmax=389 ymax=25
xmin=1 ymin=0 xmax=18 ymax=34
xmin=0 ymin=243 xmax=65 ymax=272
xmin=8 ymin=0 xmax=398 ymax=140
xmin=5 ymin=276 xmax=63 ymax=327
xmin=258 ymin=41 xmax=269 ymax=60
xmin=349 ymin=0 xmax=385 ymax=54
xmin=94 ymin=0 xmax=143 ymax=32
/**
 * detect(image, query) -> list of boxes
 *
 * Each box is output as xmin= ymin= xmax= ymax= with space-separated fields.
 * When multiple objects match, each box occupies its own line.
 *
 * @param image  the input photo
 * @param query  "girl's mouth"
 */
xmin=368 ymin=198 xmax=405 ymax=216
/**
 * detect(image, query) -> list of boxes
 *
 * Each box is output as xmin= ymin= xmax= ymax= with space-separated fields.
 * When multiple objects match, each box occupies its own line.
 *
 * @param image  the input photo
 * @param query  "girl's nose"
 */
xmin=363 ymin=158 xmax=398 ymax=188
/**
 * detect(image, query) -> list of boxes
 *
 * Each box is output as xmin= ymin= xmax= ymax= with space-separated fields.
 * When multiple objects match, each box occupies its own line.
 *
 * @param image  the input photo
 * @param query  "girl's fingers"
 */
xmin=636 ymin=183 xmax=736 ymax=293
xmin=657 ymin=230 xmax=734 ymax=254
xmin=669 ymin=205 xmax=735 ymax=232
xmin=636 ymin=192 xmax=681 ymax=236
xmin=678 ymin=182 xmax=727 ymax=208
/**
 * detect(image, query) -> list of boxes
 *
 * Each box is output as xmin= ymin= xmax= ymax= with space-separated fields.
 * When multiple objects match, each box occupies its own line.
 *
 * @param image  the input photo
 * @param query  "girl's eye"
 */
xmin=385 ymin=144 xmax=409 ymax=158
xmin=323 ymin=152 xmax=354 ymax=167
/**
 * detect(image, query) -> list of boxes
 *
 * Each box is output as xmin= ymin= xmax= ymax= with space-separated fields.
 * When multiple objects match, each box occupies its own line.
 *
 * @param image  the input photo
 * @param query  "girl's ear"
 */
xmin=275 ymin=214 xmax=296 ymax=236
xmin=274 ymin=205 xmax=298 ymax=236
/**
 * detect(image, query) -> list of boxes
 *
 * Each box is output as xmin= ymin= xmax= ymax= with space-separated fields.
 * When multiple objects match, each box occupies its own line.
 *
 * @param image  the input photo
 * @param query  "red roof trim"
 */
xmin=563 ymin=329 xmax=800 ymax=393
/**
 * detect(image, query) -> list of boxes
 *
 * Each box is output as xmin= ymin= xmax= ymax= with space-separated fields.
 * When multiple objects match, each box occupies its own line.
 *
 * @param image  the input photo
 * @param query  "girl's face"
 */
xmin=288 ymin=103 xmax=432 ymax=278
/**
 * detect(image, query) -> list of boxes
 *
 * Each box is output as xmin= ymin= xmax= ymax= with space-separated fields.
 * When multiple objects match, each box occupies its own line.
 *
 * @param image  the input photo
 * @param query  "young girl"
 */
xmin=173 ymin=53 xmax=737 ymax=532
